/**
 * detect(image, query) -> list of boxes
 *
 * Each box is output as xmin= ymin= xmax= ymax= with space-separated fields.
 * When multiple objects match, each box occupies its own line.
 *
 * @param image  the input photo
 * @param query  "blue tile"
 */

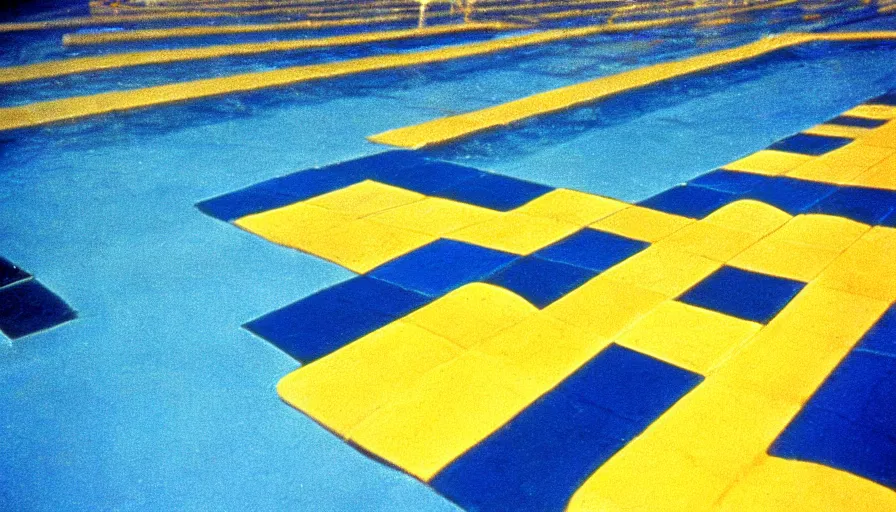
xmin=742 ymin=176 xmax=838 ymax=214
xmin=243 ymin=276 xmax=430 ymax=364
xmin=369 ymin=239 xmax=517 ymax=297
xmin=196 ymin=185 xmax=302 ymax=222
xmin=867 ymin=91 xmax=896 ymax=106
xmin=678 ymin=266 xmax=804 ymax=323
xmin=319 ymin=150 xmax=427 ymax=179
xmin=767 ymin=133 xmax=853 ymax=156
xmin=688 ymin=169 xmax=767 ymax=195
xmin=0 ymin=280 xmax=76 ymax=340
xmin=638 ymin=185 xmax=738 ymax=219
xmin=0 ymin=257 xmax=31 ymax=289
xmin=431 ymin=344 xmax=701 ymax=512
xmin=825 ymin=115 xmax=887 ymax=128
xmin=809 ymin=186 xmax=896 ymax=225
xmin=882 ymin=208 xmax=896 ymax=228
xmin=485 ymin=256 xmax=596 ymax=308
xmin=259 ymin=168 xmax=362 ymax=202
xmin=535 ymin=228 xmax=648 ymax=273
xmin=365 ymin=160 xmax=488 ymax=196
xmin=857 ymin=304 xmax=896 ymax=357
xmin=434 ymin=173 xmax=553 ymax=211
xmin=770 ymin=405 xmax=896 ymax=490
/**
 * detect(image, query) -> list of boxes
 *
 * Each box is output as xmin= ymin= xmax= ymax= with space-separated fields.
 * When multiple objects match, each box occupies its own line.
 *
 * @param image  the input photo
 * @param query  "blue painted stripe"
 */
xmin=825 ymin=115 xmax=887 ymax=128
xmin=431 ymin=344 xmax=702 ymax=512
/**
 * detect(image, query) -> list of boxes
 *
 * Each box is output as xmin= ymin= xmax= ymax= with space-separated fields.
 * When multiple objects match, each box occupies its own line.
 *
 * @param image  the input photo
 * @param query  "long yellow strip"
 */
xmin=60 ymin=14 xmax=434 ymax=45
xmin=369 ymin=30 xmax=896 ymax=148
xmin=0 ymin=23 xmax=511 ymax=85
xmin=0 ymin=18 xmax=703 ymax=132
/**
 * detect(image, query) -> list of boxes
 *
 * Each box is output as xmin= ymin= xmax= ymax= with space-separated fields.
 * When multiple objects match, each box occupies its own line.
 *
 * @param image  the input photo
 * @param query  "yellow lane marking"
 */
xmin=369 ymin=30 xmax=896 ymax=148
xmin=0 ymin=23 xmax=511 ymax=85
xmin=0 ymin=18 xmax=712 ymax=132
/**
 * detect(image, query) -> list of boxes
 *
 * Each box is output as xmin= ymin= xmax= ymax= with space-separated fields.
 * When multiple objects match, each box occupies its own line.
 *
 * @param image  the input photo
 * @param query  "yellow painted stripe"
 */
xmin=0 ymin=19 xmax=709 ymax=132
xmin=60 ymin=14 xmax=439 ymax=45
xmin=0 ymin=23 xmax=511 ymax=85
xmin=369 ymin=30 xmax=896 ymax=148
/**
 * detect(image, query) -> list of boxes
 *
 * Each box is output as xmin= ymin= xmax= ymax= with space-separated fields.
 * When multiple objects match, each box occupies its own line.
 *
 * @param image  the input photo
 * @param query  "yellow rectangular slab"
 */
xmin=403 ymin=283 xmax=538 ymax=349
xmin=446 ymin=212 xmax=580 ymax=255
xmin=842 ymin=104 xmax=896 ymax=120
xmin=348 ymin=352 xmax=533 ymax=481
xmin=785 ymin=142 xmax=893 ymax=184
xmin=723 ymin=150 xmax=814 ymax=176
xmin=702 ymin=200 xmax=791 ymax=235
xmin=235 ymin=201 xmax=352 ymax=249
xmin=543 ymin=275 xmax=668 ymax=337
xmin=814 ymin=226 xmax=896 ymax=301
xmin=617 ymin=301 xmax=761 ymax=375
xmin=276 ymin=321 xmax=463 ymax=436
xmin=600 ymin=245 xmax=722 ymax=298
xmin=847 ymin=152 xmax=896 ymax=190
xmin=366 ymin=196 xmax=500 ymax=236
xmin=769 ymin=213 xmax=869 ymax=252
xmin=306 ymin=180 xmax=424 ymax=218
xmin=512 ymin=188 xmax=628 ymax=226
xmin=801 ymin=124 xmax=869 ymax=139
xmin=729 ymin=238 xmax=840 ymax=282
xmin=859 ymin=121 xmax=896 ymax=149
xmin=655 ymin=221 xmax=766 ymax=262
xmin=590 ymin=206 xmax=693 ymax=242
xmin=474 ymin=313 xmax=611 ymax=397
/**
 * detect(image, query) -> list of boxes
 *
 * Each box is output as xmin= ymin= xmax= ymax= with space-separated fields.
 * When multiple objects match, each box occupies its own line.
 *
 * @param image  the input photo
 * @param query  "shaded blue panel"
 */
xmin=741 ymin=176 xmax=838 ymax=214
xmin=637 ymin=185 xmax=738 ymax=219
xmin=687 ymin=169 xmax=767 ymax=195
xmin=825 ymin=115 xmax=887 ymax=128
xmin=868 ymin=91 xmax=896 ymax=106
xmin=243 ymin=276 xmax=430 ymax=364
xmin=0 ymin=280 xmax=76 ymax=340
xmin=0 ymin=257 xmax=30 ymax=289
xmin=369 ymin=240 xmax=517 ymax=297
xmin=809 ymin=186 xmax=896 ymax=225
xmin=534 ymin=228 xmax=648 ymax=273
xmin=431 ymin=344 xmax=702 ymax=512
xmin=434 ymin=173 xmax=553 ymax=211
xmin=769 ymin=351 xmax=896 ymax=489
xmin=364 ymin=160 xmax=488 ymax=196
xmin=882 ymin=208 xmax=896 ymax=228
xmin=767 ymin=133 xmax=853 ymax=156
xmin=677 ymin=266 xmax=804 ymax=323
xmin=485 ymin=256 xmax=596 ymax=309
xmin=319 ymin=150 xmax=427 ymax=179
xmin=856 ymin=304 xmax=896 ymax=357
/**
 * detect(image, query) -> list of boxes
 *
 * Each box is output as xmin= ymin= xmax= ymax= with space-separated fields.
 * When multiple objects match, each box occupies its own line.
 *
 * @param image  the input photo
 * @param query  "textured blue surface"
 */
xmin=485 ymin=256 xmax=596 ymax=308
xmin=741 ymin=176 xmax=838 ymax=215
xmin=0 ymin=279 xmax=76 ymax=340
xmin=431 ymin=344 xmax=702 ymax=512
xmin=857 ymin=305 xmax=896 ymax=357
xmin=370 ymin=240 xmax=517 ymax=297
xmin=766 ymin=133 xmax=853 ymax=156
xmin=688 ymin=169 xmax=768 ymax=194
xmin=535 ymin=228 xmax=649 ymax=272
xmin=678 ymin=266 xmax=804 ymax=323
xmin=809 ymin=186 xmax=896 ymax=225
xmin=0 ymin=257 xmax=31 ymax=289
xmin=434 ymin=173 xmax=553 ymax=211
xmin=638 ymin=185 xmax=738 ymax=218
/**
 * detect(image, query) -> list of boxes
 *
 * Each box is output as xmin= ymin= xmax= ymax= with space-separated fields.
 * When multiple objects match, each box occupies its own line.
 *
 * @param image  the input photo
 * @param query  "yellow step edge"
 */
xmin=0 ymin=23 xmax=512 ymax=85
xmin=0 ymin=19 xmax=700 ymax=132
xmin=369 ymin=30 xmax=896 ymax=149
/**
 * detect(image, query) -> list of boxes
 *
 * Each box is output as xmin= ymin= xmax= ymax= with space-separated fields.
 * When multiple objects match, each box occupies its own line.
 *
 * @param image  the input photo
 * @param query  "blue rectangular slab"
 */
xmin=0 ymin=280 xmax=76 ymax=340
xmin=809 ymin=186 xmax=896 ymax=225
xmin=741 ymin=176 xmax=838 ymax=215
xmin=534 ymin=228 xmax=648 ymax=273
xmin=0 ymin=257 xmax=31 ymax=289
xmin=485 ymin=256 xmax=596 ymax=308
xmin=677 ymin=266 xmax=804 ymax=324
xmin=364 ymin=160 xmax=488 ymax=196
xmin=434 ymin=173 xmax=553 ymax=211
xmin=687 ymin=169 xmax=767 ymax=195
xmin=825 ymin=115 xmax=887 ymax=128
xmin=867 ymin=91 xmax=896 ymax=106
xmin=767 ymin=133 xmax=853 ymax=156
xmin=856 ymin=304 xmax=896 ymax=357
xmin=637 ymin=185 xmax=738 ymax=219
xmin=431 ymin=344 xmax=701 ymax=512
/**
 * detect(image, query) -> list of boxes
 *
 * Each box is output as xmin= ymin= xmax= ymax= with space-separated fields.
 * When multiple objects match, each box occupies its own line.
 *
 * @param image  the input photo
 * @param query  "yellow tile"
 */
xmin=235 ymin=200 xmax=360 ymax=250
xmin=842 ymin=104 xmax=896 ymax=120
xmin=802 ymin=124 xmax=869 ymax=139
xmin=590 ymin=205 xmax=693 ymax=242
xmin=702 ymin=200 xmax=791 ymax=235
xmin=814 ymin=227 xmax=896 ymax=301
xmin=770 ymin=214 xmax=869 ymax=252
xmin=367 ymin=196 xmax=500 ymax=236
xmin=717 ymin=456 xmax=896 ymax=512
xmin=403 ymin=283 xmax=538 ymax=349
xmin=276 ymin=321 xmax=462 ymax=436
xmin=860 ymin=121 xmax=896 ymax=149
xmin=315 ymin=219 xmax=436 ymax=273
xmin=348 ymin=352 xmax=533 ymax=481
xmin=601 ymin=246 xmax=722 ymax=297
xmin=723 ymin=150 xmax=814 ymax=176
xmin=656 ymin=221 xmax=764 ymax=262
xmin=544 ymin=275 xmax=667 ymax=337
xmin=617 ymin=301 xmax=761 ymax=374
xmin=474 ymin=313 xmax=611 ymax=396
xmin=729 ymin=238 xmax=840 ymax=282
xmin=306 ymin=180 xmax=424 ymax=217
xmin=785 ymin=143 xmax=892 ymax=184
xmin=446 ymin=212 xmax=579 ymax=255
xmin=512 ymin=188 xmax=628 ymax=226
xmin=848 ymin=153 xmax=896 ymax=190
